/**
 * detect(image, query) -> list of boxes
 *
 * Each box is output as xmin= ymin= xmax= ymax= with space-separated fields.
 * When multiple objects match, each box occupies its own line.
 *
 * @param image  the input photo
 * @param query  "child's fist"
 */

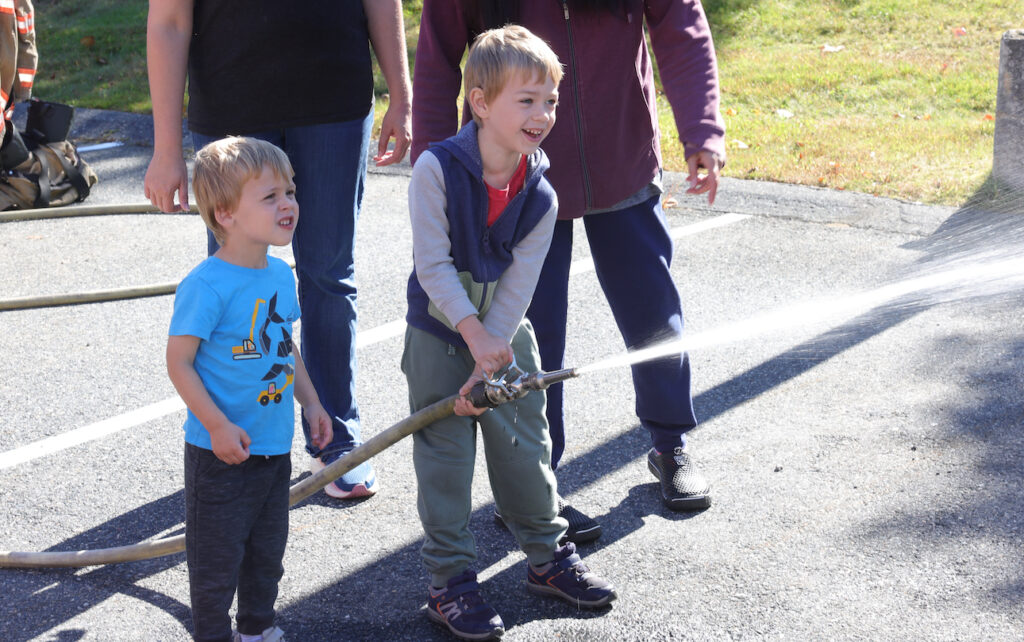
xmin=305 ymin=404 xmax=333 ymax=449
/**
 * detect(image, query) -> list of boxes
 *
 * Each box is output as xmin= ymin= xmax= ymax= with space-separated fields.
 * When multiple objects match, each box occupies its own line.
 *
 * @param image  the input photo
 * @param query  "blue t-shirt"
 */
xmin=169 ymin=256 xmax=300 ymax=455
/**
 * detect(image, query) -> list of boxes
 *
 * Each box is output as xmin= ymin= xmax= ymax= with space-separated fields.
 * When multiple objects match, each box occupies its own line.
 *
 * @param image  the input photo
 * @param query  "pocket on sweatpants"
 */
xmin=194 ymin=456 xmax=247 ymax=505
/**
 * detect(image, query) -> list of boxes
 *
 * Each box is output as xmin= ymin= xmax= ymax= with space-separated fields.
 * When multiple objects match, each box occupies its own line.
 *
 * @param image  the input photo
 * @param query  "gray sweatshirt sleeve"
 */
xmin=483 ymin=198 xmax=557 ymax=342
xmin=408 ymin=152 xmax=480 ymax=329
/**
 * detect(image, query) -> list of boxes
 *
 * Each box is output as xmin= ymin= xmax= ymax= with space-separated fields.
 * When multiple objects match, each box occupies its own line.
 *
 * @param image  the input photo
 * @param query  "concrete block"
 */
xmin=993 ymin=29 xmax=1024 ymax=194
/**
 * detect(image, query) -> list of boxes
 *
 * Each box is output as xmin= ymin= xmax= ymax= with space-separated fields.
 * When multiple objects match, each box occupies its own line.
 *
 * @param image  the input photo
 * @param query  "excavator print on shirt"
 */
xmin=231 ymin=293 xmax=295 ymax=406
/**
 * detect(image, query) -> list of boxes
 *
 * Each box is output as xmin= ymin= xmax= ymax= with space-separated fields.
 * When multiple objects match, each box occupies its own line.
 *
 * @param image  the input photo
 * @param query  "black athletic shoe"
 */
xmin=493 ymin=496 xmax=602 ymax=545
xmin=647 ymin=447 xmax=712 ymax=511
xmin=526 ymin=542 xmax=617 ymax=608
xmin=426 ymin=570 xmax=504 ymax=641
xmin=557 ymin=497 xmax=602 ymax=544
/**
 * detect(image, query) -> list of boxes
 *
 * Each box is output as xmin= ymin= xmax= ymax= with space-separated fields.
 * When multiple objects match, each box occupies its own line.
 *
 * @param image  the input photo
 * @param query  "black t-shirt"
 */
xmin=187 ymin=0 xmax=374 ymax=136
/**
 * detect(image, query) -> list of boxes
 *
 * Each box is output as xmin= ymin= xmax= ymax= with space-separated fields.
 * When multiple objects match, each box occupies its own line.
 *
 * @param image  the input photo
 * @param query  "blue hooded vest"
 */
xmin=405 ymin=122 xmax=557 ymax=348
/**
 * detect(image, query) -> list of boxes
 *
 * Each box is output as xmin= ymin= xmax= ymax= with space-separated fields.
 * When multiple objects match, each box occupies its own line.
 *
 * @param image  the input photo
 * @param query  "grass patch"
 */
xmin=31 ymin=0 xmax=149 ymax=112
xmin=28 ymin=0 xmax=1023 ymax=205
xmin=688 ymin=0 xmax=1019 ymax=204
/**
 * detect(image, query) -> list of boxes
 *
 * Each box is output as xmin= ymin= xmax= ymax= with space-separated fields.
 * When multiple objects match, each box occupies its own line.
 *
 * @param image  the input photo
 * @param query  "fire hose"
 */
xmin=0 ymin=202 xmax=206 ymax=311
xmin=0 ymin=365 xmax=578 ymax=569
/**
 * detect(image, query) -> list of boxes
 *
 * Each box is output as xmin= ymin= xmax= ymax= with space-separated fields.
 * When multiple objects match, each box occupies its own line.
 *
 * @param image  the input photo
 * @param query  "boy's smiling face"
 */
xmin=474 ymin=69 xmax=558 ymax=161
xmin=217 ymin=167 xmax=299 ymax=256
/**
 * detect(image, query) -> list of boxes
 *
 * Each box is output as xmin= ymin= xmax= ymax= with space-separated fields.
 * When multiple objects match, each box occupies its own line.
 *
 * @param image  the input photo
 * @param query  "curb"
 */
xmin=8 ymin=106 xmax=960 ymax=236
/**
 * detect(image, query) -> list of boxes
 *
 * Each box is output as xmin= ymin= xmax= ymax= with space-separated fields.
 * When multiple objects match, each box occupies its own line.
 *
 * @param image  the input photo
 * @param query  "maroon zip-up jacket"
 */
xmin=411 ymin=0 xmax=726 ymax=219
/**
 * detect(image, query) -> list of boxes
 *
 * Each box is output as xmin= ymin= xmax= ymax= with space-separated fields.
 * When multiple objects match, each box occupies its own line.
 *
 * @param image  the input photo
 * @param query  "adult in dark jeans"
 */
xmin=145 ymin=0 xmax=412 ymax=499
xmin=412 ymin=0 xmax=725 ymax=542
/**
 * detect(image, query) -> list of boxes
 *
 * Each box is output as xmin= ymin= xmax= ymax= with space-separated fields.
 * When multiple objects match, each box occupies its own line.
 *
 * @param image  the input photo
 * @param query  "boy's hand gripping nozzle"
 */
xmin=468 ymin=356 xmax=579 ymax=409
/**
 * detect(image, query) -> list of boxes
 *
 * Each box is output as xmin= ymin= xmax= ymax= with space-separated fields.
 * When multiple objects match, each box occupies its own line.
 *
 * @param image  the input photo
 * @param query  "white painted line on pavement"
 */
xmin=355 ymin=318 xmax=405 ymax=348
xmin=0 ymin=213 xmax=750 ymax=469
xmin=570 ymin=212 xmax=751 ymax=275
xmin=0 ymin=398 xmax=185 ymax=470
xmin=671 ymin=212 xmax=751 ymax=238
xmin=77 ymin=141 xmax=125 ymax=153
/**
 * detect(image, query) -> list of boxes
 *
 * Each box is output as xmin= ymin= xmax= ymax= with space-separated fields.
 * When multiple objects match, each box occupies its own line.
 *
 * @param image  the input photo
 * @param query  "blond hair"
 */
xmin=192 ymin=137 xmax=294 ymax=244
xmin=464 ymin=25 xmax=563 ymax=125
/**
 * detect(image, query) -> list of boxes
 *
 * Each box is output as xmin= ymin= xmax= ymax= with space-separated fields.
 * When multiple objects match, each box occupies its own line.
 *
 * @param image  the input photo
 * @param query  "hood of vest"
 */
xmin=432 ymin=121 xmax=550 ymax=190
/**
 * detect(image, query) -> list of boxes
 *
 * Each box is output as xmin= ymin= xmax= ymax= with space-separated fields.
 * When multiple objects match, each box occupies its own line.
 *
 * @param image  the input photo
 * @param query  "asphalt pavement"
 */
xmin=1 ymin=109 xmax=1022 ymax=641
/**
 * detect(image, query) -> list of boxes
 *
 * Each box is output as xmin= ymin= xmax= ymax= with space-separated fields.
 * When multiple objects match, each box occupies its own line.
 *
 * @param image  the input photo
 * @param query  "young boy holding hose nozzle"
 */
xmin=401 ymin=26 xmax=616 ymax=641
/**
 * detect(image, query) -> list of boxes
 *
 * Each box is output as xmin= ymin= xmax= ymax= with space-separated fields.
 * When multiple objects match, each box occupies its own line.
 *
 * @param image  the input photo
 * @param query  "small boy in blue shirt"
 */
xmin=404 ymin=26 xmax=617 ymax=641
xmin=167 ymin=137 xmax=332 ymax=642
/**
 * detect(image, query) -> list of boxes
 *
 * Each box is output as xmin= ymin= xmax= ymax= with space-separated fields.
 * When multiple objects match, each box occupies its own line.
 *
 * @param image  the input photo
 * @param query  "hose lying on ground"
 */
xmin=0 ymin=202 xmax=195 ymax=223
xmin=0 ymin=395 xmax=458 ymax=569
xmin=0 ymin=202 xmax=201 ymax=311
xmin=0 ymin=201 xmax=292 ymax=311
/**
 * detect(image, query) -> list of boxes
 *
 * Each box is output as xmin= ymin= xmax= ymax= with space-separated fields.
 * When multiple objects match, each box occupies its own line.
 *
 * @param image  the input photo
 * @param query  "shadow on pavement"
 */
xmin=850 ymin=179 xmax=1024 ymax=616
xmin=0 ymin=492 xmax=190 ymax=641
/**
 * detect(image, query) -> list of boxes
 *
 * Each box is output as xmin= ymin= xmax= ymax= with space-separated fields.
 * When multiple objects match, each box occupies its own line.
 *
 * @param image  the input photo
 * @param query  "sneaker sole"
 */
xmin=564 ymin=522 xmax=602 ymax=544
xmin=425 ymin=607 xmax=504 ymax=640
xmin=647 ymin=459 xmax=712 ymax=511
xmin=311 ymin=457 xmax=377 ymax=499
xmin=526 ymin=581 xmax=617 ymax=609
xmin=323 ymin=481 xmax=376 ymax=499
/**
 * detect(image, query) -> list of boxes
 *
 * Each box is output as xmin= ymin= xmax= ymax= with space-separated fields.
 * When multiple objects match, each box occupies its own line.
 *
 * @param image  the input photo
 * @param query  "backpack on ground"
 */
xmin=0 ymin=99 xmax=98 ymax=211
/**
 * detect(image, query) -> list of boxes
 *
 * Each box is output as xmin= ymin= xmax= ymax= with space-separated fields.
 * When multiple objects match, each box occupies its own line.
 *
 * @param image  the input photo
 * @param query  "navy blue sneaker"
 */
xmin=426 ymin=570 xmax=505 ymax=640
xmin=526 ymin=542 xmax=617 ymax=608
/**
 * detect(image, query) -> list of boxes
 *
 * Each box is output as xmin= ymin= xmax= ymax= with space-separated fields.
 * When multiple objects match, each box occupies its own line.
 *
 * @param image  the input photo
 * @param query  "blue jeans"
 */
xmin=192 ymin=110 xmax=372 ymax=460
xmin=525 ymin=195 xmax=697 ymax=469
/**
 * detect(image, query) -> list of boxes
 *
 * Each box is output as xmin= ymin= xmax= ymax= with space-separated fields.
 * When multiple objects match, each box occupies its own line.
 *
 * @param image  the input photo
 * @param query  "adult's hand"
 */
xmin=685 ymin=149 xmax=721 ymax=206
xmin=374 ymin=97 xmax=412 ymax=166
xmin=144 ymin=151 xmax=190 ymax=212
xmin=363 ymin=0 xmax=412 ymax=167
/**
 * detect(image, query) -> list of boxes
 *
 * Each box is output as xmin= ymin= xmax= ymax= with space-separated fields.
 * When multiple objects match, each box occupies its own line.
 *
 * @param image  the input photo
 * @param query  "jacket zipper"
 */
xmin=478 ymin=162 xmax=534 ymax=312
xmin=561 ymin=0 xmax=593 ymax=210
xmin=479 ymin=186 xmax=492 ymax=310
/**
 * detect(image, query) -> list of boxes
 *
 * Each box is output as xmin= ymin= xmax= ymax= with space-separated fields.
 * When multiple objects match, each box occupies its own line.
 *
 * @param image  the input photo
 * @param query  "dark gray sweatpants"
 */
xmin=184 ymin=443 xmax=291 ymax=642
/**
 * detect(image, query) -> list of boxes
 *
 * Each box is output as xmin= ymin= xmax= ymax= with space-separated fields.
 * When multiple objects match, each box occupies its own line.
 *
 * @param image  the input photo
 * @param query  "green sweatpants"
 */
xmin=401 ymin=321 xmax=567 ymax=587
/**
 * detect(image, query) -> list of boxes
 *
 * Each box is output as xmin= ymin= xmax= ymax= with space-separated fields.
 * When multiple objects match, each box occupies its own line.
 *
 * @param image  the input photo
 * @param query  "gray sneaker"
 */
xmin=647 ymin=447 xmax=711 ymax=511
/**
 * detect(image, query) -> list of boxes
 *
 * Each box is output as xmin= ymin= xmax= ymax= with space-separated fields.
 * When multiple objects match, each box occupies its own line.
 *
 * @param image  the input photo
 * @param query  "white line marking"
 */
xmin=0 ymin=214 xmax=749 ymax=469
xmin=671 ymin=213 xmax=751 ymax=238
xmin=0 ymin=398 xmax=185 ymax=470
xmin=355 ymin=318 xmax=405 ymax=348
xmin=570 ymin=213 xmax=750 ymax=276
xmin=76 ymin=141 xmax=125 ymax=153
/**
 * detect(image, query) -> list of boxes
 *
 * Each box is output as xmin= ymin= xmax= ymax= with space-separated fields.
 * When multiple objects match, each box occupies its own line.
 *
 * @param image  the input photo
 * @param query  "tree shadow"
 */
xmin=847 ymin=173 xmax=1024 ymax=613
xmin=701 ymin=0 xmax=764 ymax=48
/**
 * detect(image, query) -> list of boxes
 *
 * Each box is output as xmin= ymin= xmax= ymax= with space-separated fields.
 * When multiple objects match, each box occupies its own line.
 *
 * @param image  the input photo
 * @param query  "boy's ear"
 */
xmin=214 ymin=207 xmax=233 ymax=229
xmin=468 ymin=87 xmax=489 ymax=120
